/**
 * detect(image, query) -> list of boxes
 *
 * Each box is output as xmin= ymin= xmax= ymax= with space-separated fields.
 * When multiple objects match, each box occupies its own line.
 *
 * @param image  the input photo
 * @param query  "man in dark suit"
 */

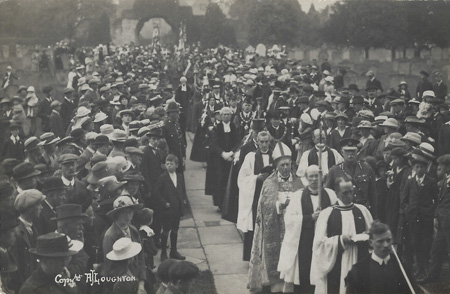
xmin=60 ymin=87 xmax=76 ymax=132
xmin=211 ymin=107 xmax=240 ymax=210
xmin=154 ymin=154 xmax=188 ymax=261
xmin=58 ymin=154 xmax=92 ymax=212
xmin=416 ymin=70 xmax=433 ymax=100
xmin=35 ymin=177 xmax=67 ymax=235
xmin=2 ymin=122 xmax=24 ymax=161
xmin=366 ymin=86 xmax=384 ymax=116
xmin=37 ymin=85 xmax=53 ymax=132
xmin=163 ymin=102 xmax=186 ymax=173
xmin=49 ymin=100 xmax=65 ymax=139
xmin=420 ymin=154 xmax=450 ymax=284
xmin=345 ymin=221 xmax=417 ymax=294
xmin=433 ymin=72 xmax=448 ymax=101
xmin=366 ymin=70 xmax=383 ymax=92
xmin=175 ymin=76 xmax=194 ymax=134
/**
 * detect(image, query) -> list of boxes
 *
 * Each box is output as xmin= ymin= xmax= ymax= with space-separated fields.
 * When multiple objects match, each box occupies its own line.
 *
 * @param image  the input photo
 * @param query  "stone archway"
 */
xmin=111 ymin=0 xmax=196 ymax=45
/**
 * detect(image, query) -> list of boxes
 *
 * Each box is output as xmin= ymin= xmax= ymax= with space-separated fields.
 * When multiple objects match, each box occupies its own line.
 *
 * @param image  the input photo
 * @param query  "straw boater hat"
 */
xmin=106 ymin=237 xmax=142 ymax=261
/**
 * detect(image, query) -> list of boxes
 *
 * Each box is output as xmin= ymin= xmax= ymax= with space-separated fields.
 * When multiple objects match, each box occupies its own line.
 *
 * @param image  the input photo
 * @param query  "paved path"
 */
xmin=155 ymin=132 xmax=250 ymax=294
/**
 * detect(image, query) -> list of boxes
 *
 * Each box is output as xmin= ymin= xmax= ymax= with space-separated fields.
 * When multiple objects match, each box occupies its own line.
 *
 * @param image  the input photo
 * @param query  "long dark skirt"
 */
xmin=213 ymin=159 xmax=232 ymax=209
xmin=190 ymin=125 xmax=208 ymax=162
xmin=205 ymin=150 xmax=220 ymax=196
xmin=221 ymin=163 xmax=239 ymax=223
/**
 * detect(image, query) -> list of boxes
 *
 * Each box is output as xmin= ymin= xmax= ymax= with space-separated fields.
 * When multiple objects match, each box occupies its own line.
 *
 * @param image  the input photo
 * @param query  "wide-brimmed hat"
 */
xmin=75 ymin=106 xmax=90 ymax=118
xmin=404 ymin=116 xmax=425 ymax=125
xmin=357 ymin=120 xmax=373 ymax=129
xmin=335 ymin=113 xmax=349 ymax=121
xmin=24 ymin=137 xmax=44 ymax=152
xmin=110 ymin=129 xmax=128 ymax=142
xmin=55 ymin=136 xmax=74 ymax=148
xmin=380 ymin=118 xmax=400 ymax=129
xmin=128 ymin=121 xmax=142 ymax=132
xmin=401 ymin=132 xmax=422 ymax=146
xmin=98 ymin=175 xmax=126 ymax=195
xmin=106 ymin=195 xmax=143 ymax=218
xmin=13 ymin=162 xmax=41 ymax=180
xmin=51 ymin=204 xmax=88 ymax=221
xmin=85 ymin=153 xmax=107 ymax=170
xmin=87 ymin=162 xmax=111 ymax=184
xmin=106 ymin=237 xmax=142 ymax=261
xmin=94 ymin=112 xmax=108 ymax=123
xmin=29 ymin=232 xmax=80 ymax=257
xmin=42 ymin=177 xmax=66 ymax=192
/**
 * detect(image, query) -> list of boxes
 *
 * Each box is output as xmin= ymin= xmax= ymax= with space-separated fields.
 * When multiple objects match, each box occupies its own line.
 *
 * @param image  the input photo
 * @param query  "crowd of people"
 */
xmin=0 ymin=41 xmax=450 ymax=294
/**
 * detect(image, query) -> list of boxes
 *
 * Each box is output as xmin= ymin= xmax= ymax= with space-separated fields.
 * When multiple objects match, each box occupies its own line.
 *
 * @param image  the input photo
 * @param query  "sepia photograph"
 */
xmin=0 ymin=0 xmax=450 ymax=293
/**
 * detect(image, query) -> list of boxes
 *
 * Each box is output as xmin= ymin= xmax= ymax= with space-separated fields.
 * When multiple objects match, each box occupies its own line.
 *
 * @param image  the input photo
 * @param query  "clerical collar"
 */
xmin=277 ymin=172 xmax=292 ymax=182
xmin=371 ymin=252 xmax=390 ymax=265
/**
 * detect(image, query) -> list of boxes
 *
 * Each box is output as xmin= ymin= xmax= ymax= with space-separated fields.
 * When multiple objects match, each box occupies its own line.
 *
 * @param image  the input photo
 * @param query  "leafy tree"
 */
xmin=247 ymin=0 xmax=306 ymax=46
xmin=201 ymin=3 xmax=236 ymax=47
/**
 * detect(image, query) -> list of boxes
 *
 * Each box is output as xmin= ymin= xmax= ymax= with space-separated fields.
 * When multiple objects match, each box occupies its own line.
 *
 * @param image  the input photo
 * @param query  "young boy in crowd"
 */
xmin=154 ymin=154 xmax=188 ymax=261
xmin=2 ymin=123 xmax=24 ymax=161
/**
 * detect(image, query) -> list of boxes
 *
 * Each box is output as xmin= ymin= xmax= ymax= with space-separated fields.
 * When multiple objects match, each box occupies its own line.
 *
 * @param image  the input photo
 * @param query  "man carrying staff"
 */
xmin=248 ymin=141 xmax=303 ymax=293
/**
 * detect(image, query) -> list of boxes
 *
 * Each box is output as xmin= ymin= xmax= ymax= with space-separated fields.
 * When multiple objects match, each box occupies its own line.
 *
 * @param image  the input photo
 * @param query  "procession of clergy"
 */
xmin=1 ymin=42 xmax=450 ymax=294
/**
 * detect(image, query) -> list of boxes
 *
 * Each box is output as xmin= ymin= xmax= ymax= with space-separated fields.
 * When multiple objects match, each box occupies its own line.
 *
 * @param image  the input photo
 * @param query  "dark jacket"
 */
xmin=50 ymin=110 xmax=65 ymax=138
xmin=154 ymin=171 xmax=187 ymax=218
xmin=12 ymin=221 xmax=39 ymax=284
xmin=401 ymin=175 xmax=438 ymax=223
xmin=60 ymin=98 xmax=76 ymax=131
xmin=436 ymin=177 xmax=450 ymax=230
xmin=141 ymin=145 xmax=165 ymax=192
xmin=19 ymin=267 xmax=78 ymax=294
xmin=2 ymin=136 xmax=25 ymax=161
xmin=35 ymin=201 xmax=57 ymax=235
xmin=211 ymin=122 xmax=239 ymax=155
xmin=345 ymin=254 xmax=414 ymax=294
xmin=37 ymin=97 xmax=53 ymax=132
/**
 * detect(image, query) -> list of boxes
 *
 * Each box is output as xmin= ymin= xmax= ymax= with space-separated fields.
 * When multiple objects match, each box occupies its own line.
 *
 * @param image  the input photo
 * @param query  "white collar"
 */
xmin=61 ymin=175 xmax=75 ymax=186
xmin=277 ymin=172 xmax=292 ymax=182
xmin=19 ymin=216 xmax=33 ymax=229
xmin=416 ymin=174 xmax=425 ymax=183
xmin=371 ymin=252 xmax=390 ymax=265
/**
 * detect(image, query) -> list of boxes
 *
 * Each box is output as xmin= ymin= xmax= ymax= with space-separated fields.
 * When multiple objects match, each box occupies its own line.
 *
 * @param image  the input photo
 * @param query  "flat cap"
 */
xmin=63 ymin=87 xmax=75 ymax=94
xmin=168 ymin=260 xmax=199 ymax=281
xmin=14 ymin=189 xmax=46 ymax=213
xmin=58 ymin=153 xmax=78 ymax=164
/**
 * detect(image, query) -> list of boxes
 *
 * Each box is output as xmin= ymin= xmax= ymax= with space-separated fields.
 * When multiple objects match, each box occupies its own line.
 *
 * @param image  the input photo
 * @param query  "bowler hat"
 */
xmin=42 ymin=86 xmax=53 ymax=94
xmin=420 ymin=70 xmax=429 ymax=77
xmin=93 ymin=135 xmax=110 ymax=146
xmin=13 ymin=162 xmax=41 ymax=180
xmin=125 ymin=146 xmax=144 ymax=155
xmin=29 ymin=232 xmax=79 ymax=257
xmin=42 ymin=177 xmax=66 ymax=192
xmin=391 ymin=147 xmax=409 ymax=159
xmin=51 ymin=204 xmax=87 ymax=221
xmin=410 ymin=153 xmax=429 ymax=165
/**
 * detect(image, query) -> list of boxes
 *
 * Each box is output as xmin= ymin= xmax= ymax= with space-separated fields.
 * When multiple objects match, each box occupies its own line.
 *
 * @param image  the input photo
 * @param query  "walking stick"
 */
xmin=317 ymin=116 xmax=323 ymax=210
xmin=391 ymin=245 xmax=416 ymax=294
